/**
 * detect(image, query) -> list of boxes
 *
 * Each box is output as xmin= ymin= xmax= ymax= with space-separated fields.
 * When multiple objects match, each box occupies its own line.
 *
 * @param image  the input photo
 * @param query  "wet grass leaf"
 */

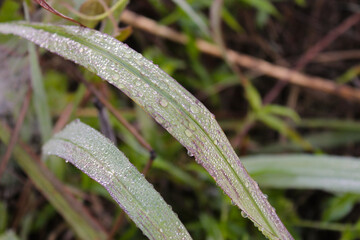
xmin=0 ymin=22 xmax=292 ymax=239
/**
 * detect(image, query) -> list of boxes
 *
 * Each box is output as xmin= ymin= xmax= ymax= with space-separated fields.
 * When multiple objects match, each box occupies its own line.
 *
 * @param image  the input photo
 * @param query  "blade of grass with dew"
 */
xmin=242 ymin=154 xmax=360 ymax=193
xmin=0 ymin=122 xmax=107 ymax=240
xmin=0 ymin=22 xmax=292 ymax=239
xmin=43 ymin=120 xmax=192 ymax=240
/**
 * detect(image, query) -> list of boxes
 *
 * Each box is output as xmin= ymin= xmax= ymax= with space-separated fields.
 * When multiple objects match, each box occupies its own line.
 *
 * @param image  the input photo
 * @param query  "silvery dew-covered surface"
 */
xmin=0 ymin=22 xmax=292 ymax=239
xmin=43 ymin=120 xmax=192 ymax=240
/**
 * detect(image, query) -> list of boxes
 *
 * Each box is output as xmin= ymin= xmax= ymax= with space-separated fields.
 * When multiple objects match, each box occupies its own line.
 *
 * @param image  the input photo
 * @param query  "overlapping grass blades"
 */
xmin=43 ymin=120 xmax=192 ymax=240
xmin=0 ymin=22 xmax=292 ymax=239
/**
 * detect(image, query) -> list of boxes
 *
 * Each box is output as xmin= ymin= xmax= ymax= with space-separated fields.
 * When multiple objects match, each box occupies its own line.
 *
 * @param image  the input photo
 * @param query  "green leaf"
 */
xmin=43 ymin=120 xmax=192 ymax=240
xmin=0 ymin=22 xmax=292 ymax=239
xmin=240 ymin=0 xmax=278 ymax=15
xmin=322 ymin=194 xmax=360 ymax=222
xmin=245 ymin=83 xmax=262 ymax=111
xmin=262 ymin=105 xmax=300 ymax=123
xmin=171 ymin=0 xmax=210 ymax=37
xmin=221 ymin=8 xmax=243 ymax=33
xmin=0 ymin=122 xmax=107 ymax=240
xmin=28 ymin=42 xmax=52 ymax=142
xmin=242 ymin=154 xmax=360 ymax=193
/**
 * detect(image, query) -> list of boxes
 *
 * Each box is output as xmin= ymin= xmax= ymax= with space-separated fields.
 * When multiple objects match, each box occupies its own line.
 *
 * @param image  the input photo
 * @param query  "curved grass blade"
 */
xmin=0 ymin=22 xmax=292 ymax=239
xmin=243 ymin=154 xmax=360 ymax=193
xmin=43 ymin=120 xmax=192 ymax=240
xmin=0 ymin=122 xmax=107 ymax=240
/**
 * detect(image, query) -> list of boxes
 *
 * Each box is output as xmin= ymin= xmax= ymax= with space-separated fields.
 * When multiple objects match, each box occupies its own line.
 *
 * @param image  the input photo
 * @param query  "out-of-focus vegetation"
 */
xmin=0 ymin=0 xmax=360 ymax=239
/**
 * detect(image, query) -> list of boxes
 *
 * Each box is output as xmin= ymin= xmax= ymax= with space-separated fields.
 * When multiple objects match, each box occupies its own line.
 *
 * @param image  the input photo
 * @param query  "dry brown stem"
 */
xmin=120 ymin=10 xmax=360 ymax=102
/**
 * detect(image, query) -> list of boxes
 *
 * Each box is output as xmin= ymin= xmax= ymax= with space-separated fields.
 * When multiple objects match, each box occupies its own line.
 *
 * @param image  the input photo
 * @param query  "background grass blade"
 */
xmin=0 ymin=22 xmax=292 ymax=239
xmin=43 ymin=120 xmax=192 ymax=240
xmin=0 ymin=122 xmax=107 ymax=240
xmin=243 ymin=154 xmax=360 ymax=193
xmin=171 ymin=0 xmax=210 ymax=37
xmin=27 ymin=40 xmax=52 ymax=142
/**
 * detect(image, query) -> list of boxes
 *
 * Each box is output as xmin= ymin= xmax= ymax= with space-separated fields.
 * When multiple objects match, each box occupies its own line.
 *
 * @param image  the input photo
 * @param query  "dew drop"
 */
xmin=112 ymin=73 xmax=120 ymax=81
xmin=79 ymin=48 xmax=84 ymax=53
xmin=159 ymin=99 xmax=168 ymax=107
xmin=190 ymin=105 xmax=199 ymax=113
xmin=187 ymin=150 xmax=194 ymax=157
xmin=185 ymin=129 xmax=192 ymax=137
xmin=241 ymin=211 xmax=248 ymax=218
xmin=214 ymin=139 xmax=218 ymax=145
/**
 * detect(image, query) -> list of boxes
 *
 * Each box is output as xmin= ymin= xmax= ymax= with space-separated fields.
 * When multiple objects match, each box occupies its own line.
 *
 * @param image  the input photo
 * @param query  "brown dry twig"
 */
xmin=120 ymin=10 xmax=360 ymax=102
xmin=34 ymin=0 xmax=85 ymax=27
xmin=0 ymin=86 xmax=32 ymax=179
xmin=263 ymin=12 xmax=360 ymax=104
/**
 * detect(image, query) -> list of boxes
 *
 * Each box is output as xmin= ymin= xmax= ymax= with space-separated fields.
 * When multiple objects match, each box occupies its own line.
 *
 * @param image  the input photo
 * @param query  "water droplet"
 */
xmin=187 ymin=150 xmax=194 ymax=157
xmin=185 ymin=129 xmax=192 ymax=137
xmin=159 ymin=99 xmax=168 ymax=107
xmin=160 ymin=228 xmax=163 ymax=233
xmin=190 ymin=105 xmax=199 ymax=113
xmin=65 ymin=160 xmax=69 ymax=163
xmin=264 ymin=194 xmax=268 ymax=199
xmin=241 ymin=211 xmax=248 ymax=218
xmin=79 ymin=48 xmax=84 ymax=53
xmin=214 ymin=139 xmax=218 ymax=145
xmin=112 ymin=73 xmax=120 ymax=81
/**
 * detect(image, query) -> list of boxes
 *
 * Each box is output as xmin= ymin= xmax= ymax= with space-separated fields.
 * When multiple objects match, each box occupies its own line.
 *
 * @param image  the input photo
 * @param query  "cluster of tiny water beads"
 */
xmin=1 ymin=22 xmax=293 ymax=239
xmin=43 ymin=121 xmax=192 ymax=240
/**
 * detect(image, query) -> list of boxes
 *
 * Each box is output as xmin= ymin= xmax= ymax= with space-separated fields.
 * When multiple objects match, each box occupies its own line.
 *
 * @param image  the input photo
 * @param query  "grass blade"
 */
xmin=0 ymin=122 xmax=107 ymax=240
xmin=43 ymin=120 xmax=192 ymax=240
xmin=0 ymin=22 xmax=292 ymax=239
xmin=243 ymin=154 xmax=360 ymax=193
xmin=27 ymin=40 xmax=52 ymax=142
xmin=171 ymin=0 xmax=210 ymax=37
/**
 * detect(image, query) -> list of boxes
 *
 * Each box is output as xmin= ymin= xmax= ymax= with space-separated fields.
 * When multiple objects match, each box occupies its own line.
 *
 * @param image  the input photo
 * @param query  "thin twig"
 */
xmin=78 ymin=77 xmax=153 ymax=152
xmin=53 ymin=103 xmax=74 ymax=134
xmin=96 ymin=0 xmax=120 ymax=36
xmin=263 ymin=12 xmax=360 ymax=104
xmin=120 ymin=10 xmax=360 ymax=102
xmin=34 ymin=0 xmax=85 ymax=27
xmin=313 ymin=50 xmax=360 ymax=63
xmin=0 ymin=85 xmax=32 ymax=179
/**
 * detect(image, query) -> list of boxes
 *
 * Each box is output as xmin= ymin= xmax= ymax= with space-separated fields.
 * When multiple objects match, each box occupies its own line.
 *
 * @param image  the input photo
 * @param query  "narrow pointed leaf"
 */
xmin=0 ymin=122 xmax=107 ymax=240
xmin=0 ymin=22 xmax=292 ymax=239
xmin=243 ymin=154 xmax=360 ymax=193
xmin=43 ymin=120 xmax=191 ymax=239
xmin=171 ymin=0 xmax=210 ymax=37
